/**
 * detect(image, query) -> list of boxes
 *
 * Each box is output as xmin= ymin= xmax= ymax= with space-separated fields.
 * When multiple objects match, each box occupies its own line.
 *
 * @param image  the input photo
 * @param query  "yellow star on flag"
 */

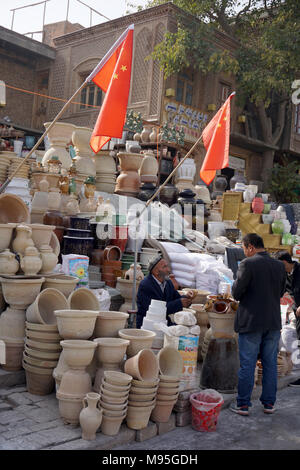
xmin=218 ymin=123 xmax=222 ymax=128
xmin=113 ymin=73 xmax=118 ymax=80
xmin=121 ymin=65 xmax=127 ymax=72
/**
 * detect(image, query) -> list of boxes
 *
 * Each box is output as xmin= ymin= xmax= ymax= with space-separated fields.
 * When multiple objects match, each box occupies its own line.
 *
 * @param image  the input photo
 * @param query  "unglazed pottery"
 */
xmin=93 ymin=337 xmax=129 ymax=367
xmin=126 ymin=404 xmax=154 ymax=430
xmin=20 ymin=246 xmax=42 ymax=276
xmin=55 ymin=310 xmax=98 ymax=340
xmin=118 ymin=329 xmax=156 ymax=358
xmin=207 ymin=310 xmax=236 ymax=338
xmin=42 ymin=122 xmax=76 ymax=169
xmin=157 ymin=347 xmax=183 ymax=377
xmin=124 ymin=349 xmax=159 ymax=381
xmin=79 ymin=392 xmax=103 ymax=440
xmin=12 ymin=224 xmax=34 ymax=255
xmin=150 ymin=399 xmax=177 ymax=423
xmin=0 ymin=307 xmax=26 ymax=341
xmin=103 ymin=370 xmax=132 ymax=387
xmin=100 ymin=413 xmax=125 ymax=436
xmin=94 ymin=311 xmax=129 ymax=338
xmin=26 ymin=288 xmax=68 ymax=325
xmin=22 ymin=360 xmax=55 ymax=395
xmin=0 ymin=277 xmax=45 ymax=310
xmin=0 ymin=249 xmax=19 ymax=275
xmin=67 ymin=287 xmax=100 ymax=311
xmin=72 ymin=126 xmax=96 ymax=176
xmin=42 ymin=275 xmax=78 ymax=297
xmin=0 ymin=193 xmax=30 ymax=224
xmin=39 ymin=244 xmax=58 ymax=274
xmin=60 ymin=339 xmax=96 ymax=370
xmin=28 ymin=223 xmax=56 ymax=249
xmin=0 ymin=223 xmax=16 ymax=251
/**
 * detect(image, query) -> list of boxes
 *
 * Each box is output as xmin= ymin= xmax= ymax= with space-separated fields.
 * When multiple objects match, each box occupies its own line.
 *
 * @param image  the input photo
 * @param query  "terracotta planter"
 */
xmin=128 ymin=397 xmax=156 ymax=408
xmin=26 ymin=288 xmax=68 ymax=325
xmin=103 ymin=245 xmax=122 ymax=261
xmin=128 ymin=392 xmax=157 ymax=402
xmin=67 ymin=288 xmax=100 ymax=311
xmin=157 ymin=385 xmax=179 ymax=395
xmin=28 ymin=224 xmax=56 ymax=250
xmin=130 ymin=384 xmax=158 ymax=395
xmin=156 ymin=392 xmax=178 ymax=401
xmin=131 ymin=378 xmax=159 ymax=388
xmin=0 ymin=307 xmax=26 ymax=341
xmin=207 ymin=310 xmax=236 ymax=338
xmin=55 ymin=310 xmax=98 ymax=339
xmin=100 ymin=413 xmax=126 ymax=436
xmin=117 ymin=152 xmax=143 ymax=172
xmin=72 ymin=126 xmax=96 ymax=176
xmin=42 ymin=275 xmax=78 ymax=297
xmin=60 ymin=339 xmax=96 ymax=369
xmin=93 ymin=337 xmax=129 ymax=366
xmin=116 ymin=278 xmax=141 ymax=313
xmin=94 ymin=311 xmax=129 ymax=338
xmin=118 ymin=328 xmax=156 ymax=358
xmin=25 ymin=329 xmax=61 ymax=343
xmin=42 ymin=122 xmax=75 ymax=170
xmin=26 ymin=338 xmax=61 ymax=352
xmin=0 ymin=223 xmax=16 ymax=251
xmin=2 ymin=338 xmax=24 ymax=371
xmin=110 ymin=225 xmax=128 ymax=253
xmin=0 ymin=277 xmax=45 ymax=310
xmin=79 ymin=392 xmax=103 ymax=440
xmin=158 ymin=374 xmax=180 ymax=383
xmin=56 ymin=391 xmax=86 ymax=425
xmin=24 ymin=345 xmax=60 ymax=361
xmin=22 ymin=360 xmax=55 ymax=395
xmin=150 ymin=399 xmax=177 ymax=423
xmin=102 ymin=408 xmax=127 ymax=417
xmin=99 ymin=399 xmax=128 ymax=412
xmin=23 ymin=352 xmax=57 ymax=369
xmin=157 ymin=347 xmax=183 ymax=377
xmin=126 ymin=404 xmax=154 ymax=430
xmin=100 ymin=385 xmax=129 ymax=399
xmin=103 ymin=370 xmax=132 ymax=387
xmin=101 ymin=379 xmax=131 ymax=393
xmin=124 ymin=349 xmax=159 ymax=381
xmin=101 ymin=394 xmax=128 ymax=405
xmin=0 ymin=193 xmax=30 ymax=224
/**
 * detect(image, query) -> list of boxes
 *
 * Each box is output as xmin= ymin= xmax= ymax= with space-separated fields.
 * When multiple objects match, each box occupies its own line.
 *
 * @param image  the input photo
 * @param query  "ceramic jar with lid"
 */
xmin=0 ymin=249 xmax=19 ymax=275
xmin=20 ymin=246 xmax=42 ymax=276
xmin=39 ymin=245 xmax=58 ymax=274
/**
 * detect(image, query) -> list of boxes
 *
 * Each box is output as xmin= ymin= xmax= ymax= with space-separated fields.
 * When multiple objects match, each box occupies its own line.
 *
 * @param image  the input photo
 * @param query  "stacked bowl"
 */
xmin=0 ymin=152 xmax=10 ymax=185
xmin=99 ymin=371 xmax=132 ymax=435
xmin=150 ymin=347 xmax=183 ymax=423
xmin=23 ymin=322 xmax=62 ymax=395
xmin=8 ymin=156 xmax=30 ymax=179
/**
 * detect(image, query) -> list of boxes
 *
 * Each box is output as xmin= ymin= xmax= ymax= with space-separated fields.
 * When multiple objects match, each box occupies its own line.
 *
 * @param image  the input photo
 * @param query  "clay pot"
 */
xmin=25 ymin=338 xmax=61 ymax=352
xmin=100 ymin=413 xmax=126 ymax=436
xmin=103 ymin=245 xmax=122 ymax=262
xmin=56 ymin=390 xmax=87 ymax=425
xmin=79 ymin=392 xmax=103 ymax=440
xmin=22 ymin=360 xmax=55 ymax=395
xmin=2 ymin=338 xmax=24 ymax=371
xmin=157 ymin=347 xmax=183 ymax=377
xmin=128 ymin=398 xmax=156 ymax=408
xmin=24 ymin=344 xmax=60 ymax=361
xmin=156 ymin=392 xmax=178 ymax=401
xmin=0 ymin=249 xmax=19 ymax=275
xmin=42 ymin=122 xmax=76 ymax=170
xmin=126 ymin=404 xmax=154 ymax=430
xmin=94 ymin=311 xmax=129 ymax=338
xmin=129 ymin=391 xmax=157 ymax=401
xmin=60 ymin=339 xmax=97 ymax=369
xmin=28 ymin=224 xmax=56 ymax=250
xmin=141 ymin=127 xmax=151 ymax=143
xmin=25 ymin=329 xmax=61 ymax=343
xmin=72 ymin=126 xmax=96 ymax=176
xmin=207 ymin=310 xmax=236 ymax=338
xmin=130 ymin=384 xmax=158 ymax=394
xmin=131 ymin=378 xmax=159 ymax=388
xmin=150 ymin=399 xmax=177 ymax=423
xmin=103 ymin=370 xmax=132 ymax=387
xmin=0 ymin=277 xmax=45 ymax=310
xmin=93 ymin=337 xmax=129 ymax=366
xmin=0 ymin=307 xmax=24 ymax=340
xmin=124 ymin=349 xmax=159 ymax=381
xmin=101 ymin=380 xmax=131 ymax=393
xmin=272 ymin=220 xmax=284 ymax=235
xmin=20 ymin=246 xmax=42 ymax=275
xmin=100 ymin=385 xmax=130 ymax=399
xmin=0 ymin=194 xmax=30 ymax=224
xmin=0 ymin=223 xmax=17 ymax=251
xmin=67 ymin=287 xmax=100 ymax=311
xmin=55 ymin=310 xmax=98 ymax=340
xmin=39 ymin=245 xmax=58 ymax=274
xmin=26 ymin=288 xmax=68 ymax=325
xmin=42 ymin=275 xmax=78 ymax=297
xmin=23 ymin=351 xmax=57 ymax=369
xmin=117 ymin=152 xmax=143 ymax=172
xmin=157 ymin=385 xmax=179 ymax=395
xmin=115 ymin=170 xmax=140 ymax=195
xmin=118 ymin=329 xmax=156 ymax=358
xmin=12 ymin=224 xmax=34 ymax=255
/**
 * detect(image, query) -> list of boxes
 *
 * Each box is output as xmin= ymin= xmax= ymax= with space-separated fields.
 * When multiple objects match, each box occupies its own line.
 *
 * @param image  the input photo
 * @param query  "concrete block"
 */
xmin=135 ymin=421 xmax=157 ymax=442
xmin=156 ymin=413 xmax=176 ymax=435
xmin=175 ymin=410 xmax=191 ymax=427
xmin=0 ymin=369 xmax=26 ymax=389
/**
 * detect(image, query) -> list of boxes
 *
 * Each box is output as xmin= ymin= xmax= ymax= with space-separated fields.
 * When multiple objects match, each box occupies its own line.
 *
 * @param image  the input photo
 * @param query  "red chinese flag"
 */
xmin=200 ymin=92 xmax=235 ymax=185
xmin=87 ymin=25 xmax=134 ymax=153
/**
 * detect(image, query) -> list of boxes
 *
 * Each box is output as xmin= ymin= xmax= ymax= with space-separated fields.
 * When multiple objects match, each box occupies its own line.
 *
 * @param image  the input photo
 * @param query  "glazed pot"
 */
xmin=0 ymin=249 xmax=19 ymax=275
xmin=124 ymin=349 xmax=159 ymax=381
xmin=0 ymin=194 xmax=30 ymax=224
xmin=67 ymin=287 xmax=100 ymax=311
xmin=93 ymin=337 xmax=129 ymax=366
xmin=150 ymin=399 xmax=177 ymax=423
xmin=42 ymin=275 xmax=78 ymax=297
xmin=0 ymin=277 xmax=45 ymax=310
xmin=55 ymin=310 xmax=98 ymax=339
xmin=126 ymin=404 xmax=154 ymax=430
xmin=100 ymin=413 xmax=126 ymax=436
xmin=118 ymin=329 xmax=156 ymax=358
xmin=251 ymin=197 xmax=264 ymax=214
xmin=39 ymin=245 xmax=58 ymax=274
xmin=60 ymin=339 xmax=97 ymax=369
xmin=26 ymin=288 xmax=68 ymax=325
xmin=94 ymin=311 xmax=129 ymax=338
xmin=157 ymin=347 xmax=183 ymax=377
xmin=262 ymin=203 xmax=271 ymax=214
xmin=79 ymin=392 xmax=103 ymax=440
xmin=0 ymin=223 xmax=16 ymax=251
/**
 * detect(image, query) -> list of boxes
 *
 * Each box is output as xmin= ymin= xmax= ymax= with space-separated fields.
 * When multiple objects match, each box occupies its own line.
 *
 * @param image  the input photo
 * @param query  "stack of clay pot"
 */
xmin=118 ymin=328 xmax=156 ymax=358
xmin=150 ymin=347 xmax=183 ymax=423
xmin=93 ymin=150 xmax=117 ymax=193
xmin=72 ymin=126 xmax=96 ymax=178
xmin=56 ymin=339 xmax=97 ymax=425
xmin=124 ymin=349 xmax=159 ymax=430
xmin=0 ymin=276 xmax=45 ymax=371
xmin=256 ymin=352 xmax=291 ymax=386
xmin=101 ymin=245 xmax=122 ymax=288
xmin=175 ymin=157 xmax=196 ymax=193
xmin=114 ymin=152 xmax=144 ymax=197
xmin=99 ymin=370 xmax=132 ymax=436
xmin=201 ymin=327 xmax=213 ymax=361
xmin=23 ymin=288 xmax=68 ymax=395
xmin=9 ymin=155 xmax=30 ymax=180
xmin=93 ymin=337 xmax=130 ymax=393
xmin=205 ymin=295 xmax=238 ymax=339
xmin=0 ymin=151 xmax=12 ymax=185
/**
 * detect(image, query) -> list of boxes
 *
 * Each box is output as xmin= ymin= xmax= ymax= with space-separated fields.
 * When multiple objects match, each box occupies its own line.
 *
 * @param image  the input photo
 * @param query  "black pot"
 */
xmin=159 ymin=184 xmax=179 ymax=206
xmin=70 ymin=216 xmax=91 ymax=230
xmin=138 ymin=183 xmax=158 ymax=202
xmin=62 ymin=236 xmax=94 ymax=257
xmin=66 ymin=228 xmax=92 ymax=238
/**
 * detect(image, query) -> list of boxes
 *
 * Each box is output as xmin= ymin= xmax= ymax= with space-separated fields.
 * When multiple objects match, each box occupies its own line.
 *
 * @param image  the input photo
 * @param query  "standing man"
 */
xmin=230 ymin=233 xmax=286 ymax=416
xmin=274 ymin=251 xmax=300 ymax=387
xmin=136 ymin=255 xmax=193 ymax=329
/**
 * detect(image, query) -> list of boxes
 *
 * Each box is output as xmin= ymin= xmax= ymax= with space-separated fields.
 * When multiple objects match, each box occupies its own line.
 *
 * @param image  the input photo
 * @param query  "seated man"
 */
xmin=136 ymin=255 xmax=193 ymax=329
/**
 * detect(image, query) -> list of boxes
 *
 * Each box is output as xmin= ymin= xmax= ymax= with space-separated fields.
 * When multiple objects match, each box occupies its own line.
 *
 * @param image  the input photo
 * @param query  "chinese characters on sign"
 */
xmin=163 ymin=99 xmax=208 ymax=143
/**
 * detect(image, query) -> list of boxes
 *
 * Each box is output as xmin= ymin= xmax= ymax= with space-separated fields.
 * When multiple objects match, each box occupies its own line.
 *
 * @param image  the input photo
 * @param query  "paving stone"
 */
xmin=49 ymin=425 xmax=136 ymax=450
xmin=0 ymin=410 xmax=29 ymax=425
xmin=21 ymin=392 xmax=48 ymax=403
xmin=4 ymin=424 xmax=34 ymax=440
xmin=0 ymin=402 xmax=13 ymax=412
xmin=0 ymin=369 xmax=26 ymax=389
xmin=7 ymin=392 xmax=33 ymax=407
xmin=28 ymin=418 xmax=63 ymax=433
xmin=156 ymin=414 xmax=176 ymax=435
xmin=21 ymin=406 xmax=61 ymax=423
xmin=135 ymin=421 xmax=157 ymax=442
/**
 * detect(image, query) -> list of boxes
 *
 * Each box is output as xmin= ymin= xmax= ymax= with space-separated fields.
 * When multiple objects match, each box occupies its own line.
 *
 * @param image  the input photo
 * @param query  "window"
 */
xmin=79 ymin=78 xmax=103 ymax=110
xmin=218 ymin=82 xmax=231 ymax=107
xmin=294 ymin=104 xmax=300 ymax=134
xmin=175 ymin=71 xmax=194 ymax=106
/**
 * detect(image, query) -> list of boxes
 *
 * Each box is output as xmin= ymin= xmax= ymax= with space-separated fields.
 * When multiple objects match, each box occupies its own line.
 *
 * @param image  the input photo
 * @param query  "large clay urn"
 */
xmin=115 ymin=152 xmax=143 ymax=196
xmin=72 ymin=126 xmax=96 ymax=176
xmin=79 ymin=392 xmax=103 ymax=440
xmin=42 ymin=122 xmax=76 ymax=169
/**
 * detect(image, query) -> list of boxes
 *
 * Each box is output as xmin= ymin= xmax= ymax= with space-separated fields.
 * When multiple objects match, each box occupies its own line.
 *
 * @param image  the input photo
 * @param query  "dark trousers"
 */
xmin=295 ymin=312 xmax=300 ymax=341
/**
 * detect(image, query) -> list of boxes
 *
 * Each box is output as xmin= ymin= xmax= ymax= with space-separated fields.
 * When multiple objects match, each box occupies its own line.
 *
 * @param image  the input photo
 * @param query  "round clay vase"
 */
xmin=12 ymin=224 xmax=34 ymax=255
xmin=0 ymin=249 xmax=19 ymax=275
xmin=251 ymin=197 xmax=264 ymax=214
xmin=20 ymin=246 xmax=42 ymax=276
xmin=141 ymin=126 xmax=151 ymax=143
xmin=124 ymin=349 xmax=159 ymax=381
xmin=39 ymin=244 xmax=58 ymax=274
xmin=79 ymin=392 xmax=103 ymax=440
xmin=149 ymin=127 xmax=158 ymax=143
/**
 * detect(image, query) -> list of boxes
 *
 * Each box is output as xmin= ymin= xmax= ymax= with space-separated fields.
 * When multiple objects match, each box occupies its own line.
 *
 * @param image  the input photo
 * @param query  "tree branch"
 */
xmin=272 ymin=98 xmax=288 ymax=146
xmin=257 ymin=102 xmax=273 ymax=142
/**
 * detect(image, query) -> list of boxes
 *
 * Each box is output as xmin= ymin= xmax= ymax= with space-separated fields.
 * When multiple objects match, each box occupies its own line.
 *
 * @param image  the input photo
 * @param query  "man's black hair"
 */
xmin=242 ymin=233 xmax=265 ymax=249
xmin=274 ymin=250 xmax=293 ymax=264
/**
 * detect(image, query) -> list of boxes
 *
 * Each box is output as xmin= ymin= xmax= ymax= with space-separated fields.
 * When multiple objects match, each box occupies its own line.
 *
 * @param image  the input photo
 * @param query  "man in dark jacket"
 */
xmin=230 ymin=233 xmax=286 ymax=416
xmin=274 ymin=251 xmax=300 ymax=387
xmin=136 ymin=256 xmax=193 ymax=329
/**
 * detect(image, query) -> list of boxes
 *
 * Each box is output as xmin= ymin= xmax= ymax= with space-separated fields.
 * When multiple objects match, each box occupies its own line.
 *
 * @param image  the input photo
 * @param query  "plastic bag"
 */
xmin=174 ymin=310 xmax=197 ymax=326
xmin=62 ymin=254 xmax=89 ymax=287
xmin=189 ymin=389 xmax=224 ymax=411
xmin=91 ymin=288 xmax=111 ymax=311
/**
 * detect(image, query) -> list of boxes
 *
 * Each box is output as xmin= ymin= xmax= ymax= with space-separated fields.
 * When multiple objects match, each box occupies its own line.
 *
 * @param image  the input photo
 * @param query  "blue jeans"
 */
xmin=237 ymin=330 xmax=281 ymax=407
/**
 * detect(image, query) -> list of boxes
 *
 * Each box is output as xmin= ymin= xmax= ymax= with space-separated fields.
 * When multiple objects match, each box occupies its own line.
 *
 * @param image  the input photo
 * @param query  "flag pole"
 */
xmin=0 ymin=80 xmax=88 ymax=194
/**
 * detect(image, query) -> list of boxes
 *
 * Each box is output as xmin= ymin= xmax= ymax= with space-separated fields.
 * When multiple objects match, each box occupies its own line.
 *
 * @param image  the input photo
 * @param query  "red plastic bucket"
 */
xmin=190 ymin=390 xmax=223 ymax=432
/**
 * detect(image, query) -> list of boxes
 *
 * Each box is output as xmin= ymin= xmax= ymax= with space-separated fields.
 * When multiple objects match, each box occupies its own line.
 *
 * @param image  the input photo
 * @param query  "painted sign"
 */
xmin=163 ymin=99 xmax=208 ymax=143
